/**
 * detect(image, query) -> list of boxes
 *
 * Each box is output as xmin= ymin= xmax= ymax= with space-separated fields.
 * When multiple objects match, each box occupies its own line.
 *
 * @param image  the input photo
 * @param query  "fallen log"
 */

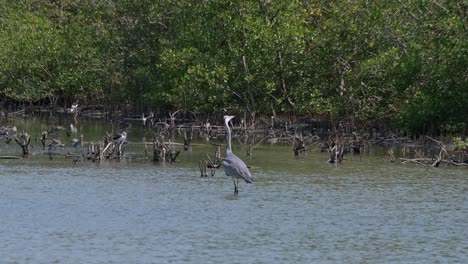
xmin=0 ymin=156 xmax=22 ymax=159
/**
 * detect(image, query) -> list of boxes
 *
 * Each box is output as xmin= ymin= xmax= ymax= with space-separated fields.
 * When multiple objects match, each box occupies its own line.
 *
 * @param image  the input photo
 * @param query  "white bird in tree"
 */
xmin=71 ymin=102 xmax=78 ymax=112
xmin=71 ymin=101 xmax=79 ymax=124
xmin=142 ymin=112 xmax=154 ymax=127
xmin=223 ymin=115 xmax=253 ymax=195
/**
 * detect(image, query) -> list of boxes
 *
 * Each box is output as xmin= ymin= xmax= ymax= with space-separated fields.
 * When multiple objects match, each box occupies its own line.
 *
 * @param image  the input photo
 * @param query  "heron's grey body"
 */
xmin=224 ymin=151 xmax=253 ymax=182
xmin=223 ymin=115 xmax=253 ymax=195
xmin=113 ymin=131 xmax=127 ymax=146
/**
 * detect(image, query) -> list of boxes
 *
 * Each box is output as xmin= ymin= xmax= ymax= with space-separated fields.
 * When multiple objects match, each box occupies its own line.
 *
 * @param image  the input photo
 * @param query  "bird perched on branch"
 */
xmin=70 ymin=101 xmax=79 ymax=124
xmin=142 ymin=112 xmax=154 ymax=127
xmin=67 ymin=124 xmax=78 ymax=137
xmin=48 ymin=139 xmax=64 ymax=149
xmin=223 ymin=115 xmax=253 ymax=195
xmin=113 ymin=131 xmax=127 ymax=146
xmin=72 ymin=134 xmax=83 ymax=148
xmin=71 ymin=101 xmax=79 ymax=113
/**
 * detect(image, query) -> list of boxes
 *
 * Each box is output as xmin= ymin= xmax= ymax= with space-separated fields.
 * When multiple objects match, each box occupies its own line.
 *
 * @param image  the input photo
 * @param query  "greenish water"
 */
xmin=0 ymin=117 xmax=466 ymax=263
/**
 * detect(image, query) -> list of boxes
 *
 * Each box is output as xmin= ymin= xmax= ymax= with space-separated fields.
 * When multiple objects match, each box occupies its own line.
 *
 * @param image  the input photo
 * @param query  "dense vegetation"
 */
xmin=0 ymin=1 xmax=466 ymax=133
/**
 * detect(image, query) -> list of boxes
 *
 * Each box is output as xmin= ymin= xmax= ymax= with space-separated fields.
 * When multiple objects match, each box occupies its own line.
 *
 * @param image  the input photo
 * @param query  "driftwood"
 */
xmin=100 ymin=132 xmax=126 ymax=159
xmin=427 ymin=136 xmax=448 ymax=167
xmin=323 ymin=131 xmax=365 ymax=163
xmin=328 ymin=142 xmax=345 ymax=163
xmin=398 ymin=136 xmax=468 ymax=168
xmin=206 ymin=145 xmax=222 ymax=169
xmin=87 ymin=141 xmax=103 ymax=162
xmin=325 ymin=134 xmax=345 ymax=163
xmin=399 ymin=158 xmax=431 ymax=170
xmin=399 ymin=157 xmax=468 ymax=168
xmin=41 ymin=131 xmax=47 ymax=150
xmin=1 ymin=109 xmax=465 ymax=170
xmin=152 ymin=139 xmax=180 ymax=163
xmin=199 ymin=160 xmax=206 ymax=177
xmin=183 ymin=129 xmax=192 ymax=151
xmin=0 ymin=126 xmax=16 ymax=144
xmin=199 ymin=145 xmax=222 ymax=177
xmin=14 ymin=132 xmax=31 ymax=155
xmin=293 ymin=137 xmax=306 ymax=156
xmin=199 ymin=160 xmax=215 ymax=177
xmin=0 ymin=156 xmax=22 ymax=159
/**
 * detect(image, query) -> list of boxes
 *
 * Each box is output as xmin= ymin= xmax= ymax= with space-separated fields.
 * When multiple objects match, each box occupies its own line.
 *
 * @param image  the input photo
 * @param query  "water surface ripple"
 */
xmin=0 ymin=153 xmax=466 ymax=263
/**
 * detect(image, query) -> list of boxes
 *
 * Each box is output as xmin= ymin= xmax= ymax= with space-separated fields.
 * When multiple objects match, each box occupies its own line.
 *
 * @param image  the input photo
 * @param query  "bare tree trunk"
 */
xmin=276 ymin=50 xmax=295 ymax=111
xmin=14 ymin=133 xmax=31 ymax=155
xmin=242 ymin=55 xmax=256 ymax=127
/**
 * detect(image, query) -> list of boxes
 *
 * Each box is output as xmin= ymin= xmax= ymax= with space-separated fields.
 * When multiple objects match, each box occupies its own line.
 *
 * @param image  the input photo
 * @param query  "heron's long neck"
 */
xmin=225 ymin=120 xmax=232 ymax=153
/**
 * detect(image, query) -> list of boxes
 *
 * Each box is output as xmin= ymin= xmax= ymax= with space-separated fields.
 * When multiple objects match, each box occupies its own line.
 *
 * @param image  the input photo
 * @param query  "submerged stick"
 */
xmin=0 ymin=156 xmax=22 ymax=159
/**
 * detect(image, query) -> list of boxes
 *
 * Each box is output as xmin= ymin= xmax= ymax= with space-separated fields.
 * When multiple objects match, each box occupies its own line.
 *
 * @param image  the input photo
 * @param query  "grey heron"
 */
xmin=223 ymin=115 xmax=253 ymax=195
xmin=72 ymin=134 xmax=83 ymax=148
xmin=49 ymin=126 xmax=65 ymax=135
xmin=113 ymin=131 xmax=127 ymax=157
xmin=113 ymin=131 xmax=127 ymax=145
xmin=48 ymin=139 xmax=64 ymax=149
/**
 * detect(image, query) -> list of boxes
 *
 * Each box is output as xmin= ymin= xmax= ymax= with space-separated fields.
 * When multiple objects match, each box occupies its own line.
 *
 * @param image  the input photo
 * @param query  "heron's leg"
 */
xmin=118 ymin=141 xmax=124 ymax=157
xmin=232 ymin=177 xmax=238 ymax=195
xmin=232 ymin=176 xmax=236 ymax=194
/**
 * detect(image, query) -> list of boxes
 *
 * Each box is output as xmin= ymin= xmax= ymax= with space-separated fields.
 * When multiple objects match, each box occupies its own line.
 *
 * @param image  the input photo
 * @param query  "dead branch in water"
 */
xmin=426 ymin=136 xmax=448 ymax=167
xmin=0 ymin=156 xmax=22 ymax=159
xmin=399 ymin=158 xmax=430 ymax=170
xmin=152 ymin=139 xmax=180 ymax=163
xmin=199 ymin=145 xmax=222 ymax=177
xmin=398 ymin=136 xmax=467 ymax=168
xmin=14 ymin=132 xmax=31 ymax=155
xmin=199 ymin=160 xmax=208 ymax=177
xmin=87 ymin=141 xmax=103 ymax=162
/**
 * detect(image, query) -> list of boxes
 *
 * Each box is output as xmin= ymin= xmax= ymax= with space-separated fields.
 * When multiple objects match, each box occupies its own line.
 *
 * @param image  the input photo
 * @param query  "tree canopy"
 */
xmin=0 ymin=0 xmax=466 ymax=133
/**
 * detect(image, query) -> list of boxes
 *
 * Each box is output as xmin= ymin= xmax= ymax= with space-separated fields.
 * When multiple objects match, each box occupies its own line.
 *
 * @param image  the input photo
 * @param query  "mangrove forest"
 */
xmin=0 ymin=0 xmax=467 ymax=134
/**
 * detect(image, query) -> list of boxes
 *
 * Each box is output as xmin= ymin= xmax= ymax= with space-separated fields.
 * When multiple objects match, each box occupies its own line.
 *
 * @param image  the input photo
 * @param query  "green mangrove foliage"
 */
xmin=0 ymin=0 xmax=466 ymax=133
xmin=453 ymin=137 xmax=468 ymax=151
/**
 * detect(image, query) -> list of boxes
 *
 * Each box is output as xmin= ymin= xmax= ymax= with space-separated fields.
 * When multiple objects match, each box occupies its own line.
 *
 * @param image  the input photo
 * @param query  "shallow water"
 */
xmin=0 ymin=118 xmax=467 ymax=263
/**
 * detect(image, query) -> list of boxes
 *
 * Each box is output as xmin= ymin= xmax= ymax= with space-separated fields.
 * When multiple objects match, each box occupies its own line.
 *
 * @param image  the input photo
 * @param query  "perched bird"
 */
xmin=71 ymin=101 xmax=79 ymax=124
xmin=48 ymin=139 xmax=64 ymax=149
xmin=70 ymin=124 xmax=78 ymax=134
xmin=72 ymin=134 xmax=83 ymax=148
xmin=142 ymin=113 xmax=149 ymax=126
xmin=0 ymin=126 xmax=16 ymax=136
xmin=113 ymin=131 xmax=127 ymax=146
xmin=223 ymin=115 xmax=253 ymax=195
xmin=71 ymin=102 xmax=79 ymax=113
xmin=204 ymin=119 xmax=211 ymax=131
xmin=141 ymin=112 xmax=154 ymax=127
xmin=67 ymin=124 xmax=78 ymax=137
xmin=10 ymin=126 xmax=17 ymax=135
xmin=40 ymin=131 xmax=48 ymax=149
xmin=49 ymin=126 xmax=65 ymax=135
